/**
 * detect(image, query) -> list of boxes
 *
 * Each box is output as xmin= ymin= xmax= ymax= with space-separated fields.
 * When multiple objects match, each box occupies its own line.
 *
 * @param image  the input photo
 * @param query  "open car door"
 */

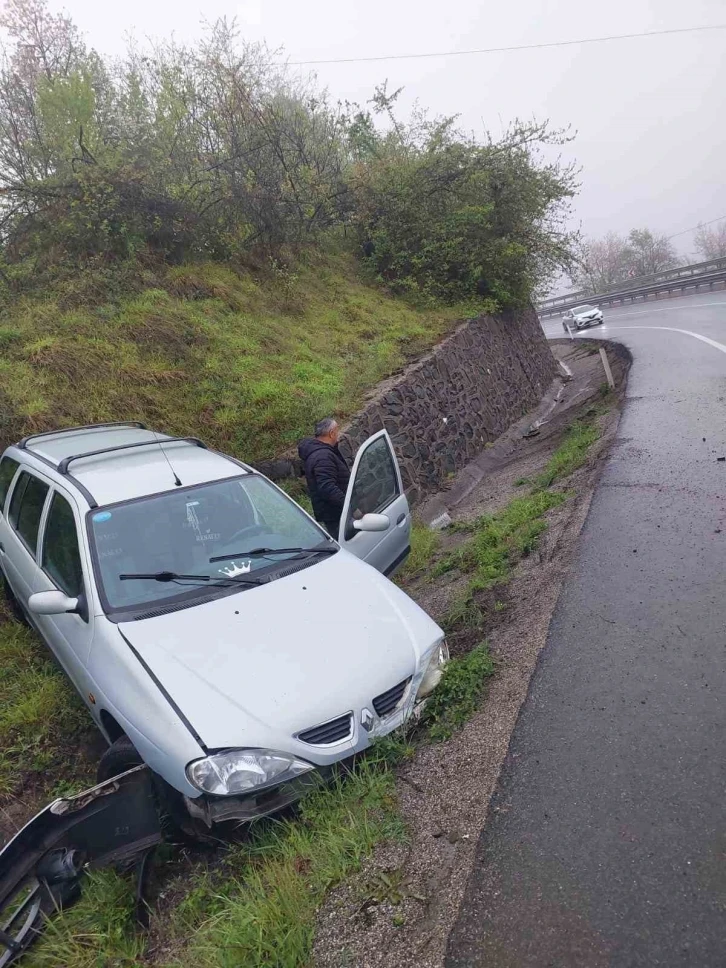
xmin=337 ymin=430 xmax=411 ymax=576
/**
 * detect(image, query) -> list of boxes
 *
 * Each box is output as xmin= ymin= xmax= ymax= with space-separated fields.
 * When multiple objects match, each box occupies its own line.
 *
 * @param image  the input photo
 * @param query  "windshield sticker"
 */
xmin=93 ymin=511 xmax=112 ymax=523
xmin=99 ymin=547 xmax=123 ymax=559
xmin=186 ymin=501 xmax=204 ymax=543
xmin=219 ymin=560 xmax=252 ymax=578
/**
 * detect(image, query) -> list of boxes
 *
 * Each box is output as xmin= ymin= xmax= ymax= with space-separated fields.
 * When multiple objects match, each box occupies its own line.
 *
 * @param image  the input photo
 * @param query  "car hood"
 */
xmin=118 ymin=551 xmax=442 ymax=751
xmin=575 ymin=310 xmax=598 ymax=318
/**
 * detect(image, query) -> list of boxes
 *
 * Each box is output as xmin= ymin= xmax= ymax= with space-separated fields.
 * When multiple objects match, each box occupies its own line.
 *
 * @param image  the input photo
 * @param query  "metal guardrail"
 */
xmin=538 ymin=265 xmax=726 ymax=319
xmin=539 ymin=288 xmax=588 ymax=309
xmin=538 ymin=256 xmax=726 ymax=316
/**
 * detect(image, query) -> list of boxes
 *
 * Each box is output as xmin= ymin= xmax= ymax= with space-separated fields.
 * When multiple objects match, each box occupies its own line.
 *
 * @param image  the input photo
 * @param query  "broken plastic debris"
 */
xmin=429 ymin=512 xmax=452 ymax=532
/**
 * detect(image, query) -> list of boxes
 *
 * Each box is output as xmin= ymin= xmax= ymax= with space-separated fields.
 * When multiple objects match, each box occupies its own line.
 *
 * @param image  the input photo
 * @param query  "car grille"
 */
xmin=372 ymin=677 xmax=411 ymax=718
xmin=298 ymin=712 xmax=353 ymax=746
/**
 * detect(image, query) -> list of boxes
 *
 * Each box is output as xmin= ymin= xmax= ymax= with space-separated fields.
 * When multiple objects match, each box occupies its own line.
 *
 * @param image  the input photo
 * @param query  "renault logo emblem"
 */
xmin=361 ymin=708 xmax=375 ymax=732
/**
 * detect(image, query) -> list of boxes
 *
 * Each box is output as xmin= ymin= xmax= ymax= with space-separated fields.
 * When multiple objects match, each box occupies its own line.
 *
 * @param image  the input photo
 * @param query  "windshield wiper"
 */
xmin=209 ymin=546 xmax=337 ymax=564
xmin=119 ymin=571 xmax=264 ymax=586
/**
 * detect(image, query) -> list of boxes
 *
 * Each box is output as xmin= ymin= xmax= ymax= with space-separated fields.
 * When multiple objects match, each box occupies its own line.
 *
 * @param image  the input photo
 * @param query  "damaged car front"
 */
xmin=116 ymin=551 xmax=448 ymax=827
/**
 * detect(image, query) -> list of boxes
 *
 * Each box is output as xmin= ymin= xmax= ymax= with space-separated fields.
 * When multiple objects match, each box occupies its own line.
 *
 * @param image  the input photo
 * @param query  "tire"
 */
xmin=96 ymin=737 xmax=218 ymax=843
xmin=2 ymin=572 xmax=29 ymax=626
xmin=97 ymin=735 xmax=143 ymax=783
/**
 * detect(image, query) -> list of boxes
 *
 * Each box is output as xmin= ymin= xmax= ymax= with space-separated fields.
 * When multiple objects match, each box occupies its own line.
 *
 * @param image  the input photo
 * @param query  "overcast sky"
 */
xmin=50 ymin=0 xmax=725 ymax=259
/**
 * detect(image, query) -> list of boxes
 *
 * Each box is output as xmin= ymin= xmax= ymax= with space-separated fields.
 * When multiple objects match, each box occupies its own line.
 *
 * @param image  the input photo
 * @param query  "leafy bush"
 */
xmin=350 ymin=91 xmax=578 ymax=306
xmin=0 ymin=0 xmax=579 ymax=305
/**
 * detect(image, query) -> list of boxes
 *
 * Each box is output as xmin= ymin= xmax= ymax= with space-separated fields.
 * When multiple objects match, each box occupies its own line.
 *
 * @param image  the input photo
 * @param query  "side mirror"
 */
xmin=28 ymin=590 xmax=79 ymax=616
xmin=353 ymin=513 xmax=391 ymax=533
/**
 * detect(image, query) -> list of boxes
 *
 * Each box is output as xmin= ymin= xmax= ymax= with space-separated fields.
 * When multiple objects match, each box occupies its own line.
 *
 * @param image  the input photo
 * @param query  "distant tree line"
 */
xmin=693 ymin=222 xmax=726 ymax=261
xmin=571 ymin=219 xmax=726 ymax=296
xmin=0 ymin=0 xmax=580 ymax=306
xmin=569 ymin=228 xmax=680 ymax=295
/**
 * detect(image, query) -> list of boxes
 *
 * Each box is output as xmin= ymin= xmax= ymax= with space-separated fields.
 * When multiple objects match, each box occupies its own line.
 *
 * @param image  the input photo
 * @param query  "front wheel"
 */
xmin=96 ymin=737 xmax=215 ymax=843
xmin=97 ymin=736 xmax=143 ymax=783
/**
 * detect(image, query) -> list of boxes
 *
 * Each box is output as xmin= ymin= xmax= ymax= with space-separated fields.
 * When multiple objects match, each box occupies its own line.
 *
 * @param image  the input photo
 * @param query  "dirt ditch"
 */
xmin=314 ymin=339 xmax=631 ymax=968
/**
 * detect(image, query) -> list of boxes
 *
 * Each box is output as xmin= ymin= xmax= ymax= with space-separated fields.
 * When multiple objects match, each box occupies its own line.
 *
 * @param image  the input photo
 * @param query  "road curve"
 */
xmin=446 ymin=293 xmax=726 ymax=967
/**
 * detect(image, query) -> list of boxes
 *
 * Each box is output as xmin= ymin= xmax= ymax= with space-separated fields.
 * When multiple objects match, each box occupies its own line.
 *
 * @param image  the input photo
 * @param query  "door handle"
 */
xmin=396 ymin=513 xmax=406 ymax=526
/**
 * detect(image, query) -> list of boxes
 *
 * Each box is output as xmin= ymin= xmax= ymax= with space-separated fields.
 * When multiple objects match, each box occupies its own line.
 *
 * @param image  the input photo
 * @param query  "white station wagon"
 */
xmin=0 ymin=423 xmax=447 ymax=829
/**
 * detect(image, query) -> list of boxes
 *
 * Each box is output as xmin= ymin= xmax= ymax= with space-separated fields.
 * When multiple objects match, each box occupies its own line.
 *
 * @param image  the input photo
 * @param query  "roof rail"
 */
xmin=57 ymin=437 xmax=207 ymax=475
xmin=18 ymin=422 xmax=147 ymax=450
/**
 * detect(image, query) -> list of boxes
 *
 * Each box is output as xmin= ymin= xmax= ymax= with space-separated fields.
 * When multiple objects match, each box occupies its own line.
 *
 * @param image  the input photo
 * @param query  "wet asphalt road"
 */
xmin=446 ymin=293 xmax=726 ymax=967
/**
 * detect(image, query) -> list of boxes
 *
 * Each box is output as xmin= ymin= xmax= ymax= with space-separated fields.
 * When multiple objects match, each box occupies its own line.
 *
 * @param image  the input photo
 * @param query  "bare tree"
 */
xmin=570 ymin=232 xmax=630 ymax=293
xmin=694 ymin=221 xmax=726 ymax=260
xmin=624 ymin=228 xmax=679 ymax=278
xmin=571 ymin=227 xmax=681 ymax=294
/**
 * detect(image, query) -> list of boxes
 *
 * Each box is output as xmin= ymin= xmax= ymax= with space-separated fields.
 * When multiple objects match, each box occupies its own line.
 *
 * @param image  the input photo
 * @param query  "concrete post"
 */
xmin=599 ymin=347 xmax=615 ymax=389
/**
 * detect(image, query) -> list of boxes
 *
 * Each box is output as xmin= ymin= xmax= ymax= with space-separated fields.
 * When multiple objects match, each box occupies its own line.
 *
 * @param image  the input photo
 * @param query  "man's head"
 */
xmin=315 ymin=417 xmax=340 ymax=446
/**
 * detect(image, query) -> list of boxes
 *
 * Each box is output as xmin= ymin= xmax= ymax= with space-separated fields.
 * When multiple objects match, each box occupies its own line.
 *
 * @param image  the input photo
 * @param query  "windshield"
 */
xmin=89 ymin=475 xmax=330 ymax=612
xmin=572 ymin=305 xmax=595 ymax=313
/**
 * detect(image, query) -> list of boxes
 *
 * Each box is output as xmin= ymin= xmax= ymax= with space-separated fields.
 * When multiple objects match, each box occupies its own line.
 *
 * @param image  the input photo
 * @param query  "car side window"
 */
xmin=0 ymin=457 xmax=20 ymax=514
xmin=348 ymin=437 xmax=400 ymax=522
xmin=9 ymin=472 xmax=50 ymax=557
xmin=42 ymin=492 xmax=84 ymax=598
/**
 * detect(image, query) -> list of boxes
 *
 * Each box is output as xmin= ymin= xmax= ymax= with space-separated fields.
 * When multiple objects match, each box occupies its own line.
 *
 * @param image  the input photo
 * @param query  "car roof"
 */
xmin=14 ymin=424 xmax=247 ymax=508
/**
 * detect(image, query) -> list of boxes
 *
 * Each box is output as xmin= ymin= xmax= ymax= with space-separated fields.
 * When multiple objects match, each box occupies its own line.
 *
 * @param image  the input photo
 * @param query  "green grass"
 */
xmin=23 ymin=870 xmax=145 ymax=968
xmin=532 ymin=420 xmax=600 ymax=490
xmin=24 ymin=759 xmax=405 ymax=968
xmin=434 ymin=491 xmax=565 ymax=634
xmin=0 ymin=608 xmax=94 ymax=798
xmin=276 ymin=476 xmax=313 ymax=516
xmin=435 ymin=490 xmax=567 ymax=589
xmin=165 ymin=764 xmax=405 ymax=968
xmin=429 ymin=417 xmax=605 ymax=633
xmin=400 ymin=521 xmax=440 ymax=577
xmin=422 ymin=644 xmax=495 ymax=741
xmin=0 ymin=248 xmax=470 ymax=461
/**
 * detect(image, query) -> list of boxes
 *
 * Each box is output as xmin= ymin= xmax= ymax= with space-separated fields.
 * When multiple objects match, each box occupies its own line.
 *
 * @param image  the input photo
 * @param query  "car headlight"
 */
xmin=416 ymin=640 xmax=449 ymax=700
xmin=186 ymin=749 xmax=314 ymax=796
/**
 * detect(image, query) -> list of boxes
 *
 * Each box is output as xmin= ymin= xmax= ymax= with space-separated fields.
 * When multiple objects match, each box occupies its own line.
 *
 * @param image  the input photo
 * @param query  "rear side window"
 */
xmin=0 ymin=457 xmax=19 ymax=514
xmin=42 ymin=493 xmax=83 ymax=597
xmin=9 ymin=472 xmax=50 ymax=556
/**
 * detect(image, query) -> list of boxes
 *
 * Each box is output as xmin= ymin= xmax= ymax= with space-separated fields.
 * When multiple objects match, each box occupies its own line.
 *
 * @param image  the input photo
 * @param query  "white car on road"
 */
xmin=0 ymin=423 xmax=447 ymax=831
xmin=562 ymin=304 xmax=604 ymax=331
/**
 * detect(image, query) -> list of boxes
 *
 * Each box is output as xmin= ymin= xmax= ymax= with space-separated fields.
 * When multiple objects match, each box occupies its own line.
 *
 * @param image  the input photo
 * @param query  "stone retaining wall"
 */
xmin=258 ymin=306 xmax=556 ymax=504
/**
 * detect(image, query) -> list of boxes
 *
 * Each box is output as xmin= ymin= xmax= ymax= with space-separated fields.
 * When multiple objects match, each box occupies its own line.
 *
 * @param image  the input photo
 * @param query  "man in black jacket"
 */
xmin=298 ymin=417 xmax=351 ymax=537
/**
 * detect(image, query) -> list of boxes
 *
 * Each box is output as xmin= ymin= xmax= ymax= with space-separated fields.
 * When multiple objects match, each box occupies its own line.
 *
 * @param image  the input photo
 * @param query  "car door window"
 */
xmin=42 ymin=492 xmax=83 ymax=598
xmin=0 ymin=457 xmax=19 ymax=514
xmin=9 ymin=472 xmax=50 ymax=557
xmin=346 ymin=435 xmax=400 ymax=529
